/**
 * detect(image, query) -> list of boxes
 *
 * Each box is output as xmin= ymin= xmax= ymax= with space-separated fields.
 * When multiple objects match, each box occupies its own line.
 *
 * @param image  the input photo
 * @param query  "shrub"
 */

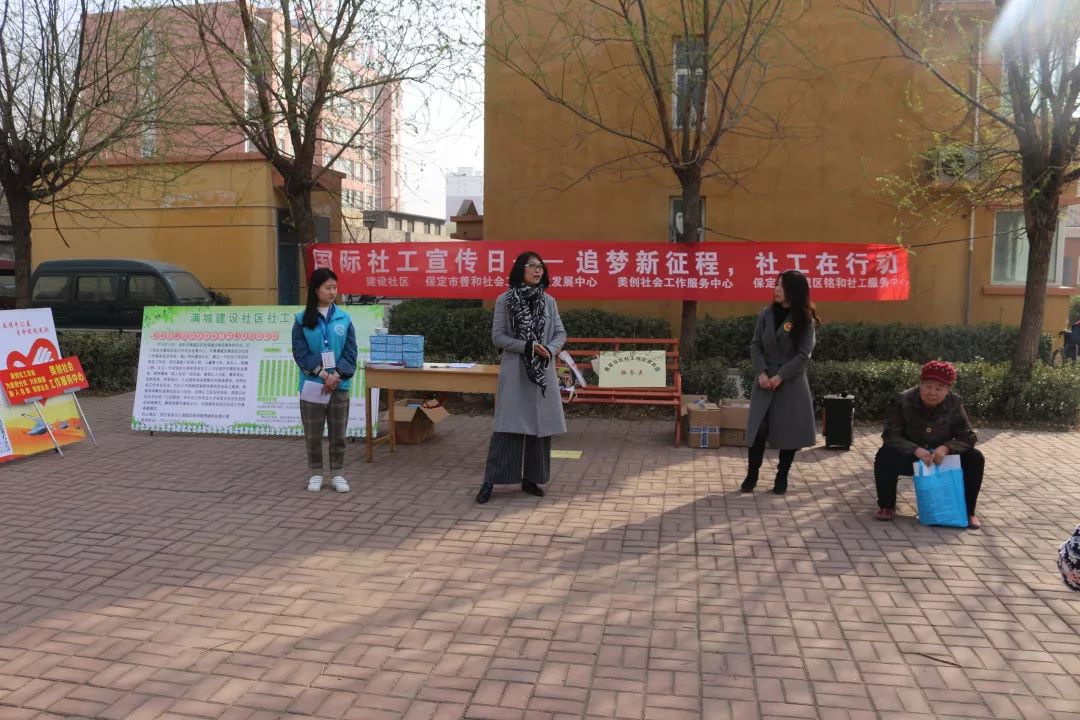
xmin=685 ymin=357 xmax=1080 ymax=426
xmin=58 ymin=331 xmax=140 ymax=394
xmin=694 ymin=316 xmax=756 ymax=363
xmin=1070 ymin=295 xmax=1080 ymax=325
xmin=693 ymin=314 xmax=1053 ymax=365
xmin=559 ymin=308 xmax=671 ymax=341
xmin=681 ymin=358 xmax=741 ymax=401
xmin=388 ymin=300 xmax=672 ymax=362
xmin=388 ymin=299 xmax=496 ymax=362
xmin=207 ymin=289 xmax=233 ymax=306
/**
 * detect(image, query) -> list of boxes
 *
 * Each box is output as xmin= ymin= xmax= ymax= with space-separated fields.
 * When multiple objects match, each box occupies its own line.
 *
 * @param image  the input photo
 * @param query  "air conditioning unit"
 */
xmin=928 ymin=145 xmax=979 ymax=183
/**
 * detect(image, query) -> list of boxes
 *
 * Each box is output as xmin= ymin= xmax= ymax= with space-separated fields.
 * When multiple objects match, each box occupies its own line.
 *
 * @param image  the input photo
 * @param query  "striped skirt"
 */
xmin=483 ymin=432 xmax=551 ymax=486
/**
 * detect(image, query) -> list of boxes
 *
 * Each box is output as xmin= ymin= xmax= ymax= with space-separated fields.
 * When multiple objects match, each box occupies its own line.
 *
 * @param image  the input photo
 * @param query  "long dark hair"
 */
xmin=778 ymin=270 xmax=820 ymax=345
xmin=303 ymin=268 xmax=338 ymax=329
xmin=507 ymin=251 xmax=550 ymax=289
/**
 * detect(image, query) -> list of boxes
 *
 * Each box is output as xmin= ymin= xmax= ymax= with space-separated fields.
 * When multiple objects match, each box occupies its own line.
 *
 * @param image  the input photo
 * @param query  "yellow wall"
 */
xmin=32 ymin=159 xmax=280 ymax=305
xmin=484 ymin=0 xmax=1072 ymax=332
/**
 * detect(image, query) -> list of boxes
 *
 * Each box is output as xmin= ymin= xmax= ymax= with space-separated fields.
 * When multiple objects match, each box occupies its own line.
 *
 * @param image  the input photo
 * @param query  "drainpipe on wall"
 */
xmin=965 ymin=24 xmax=984 ymax=326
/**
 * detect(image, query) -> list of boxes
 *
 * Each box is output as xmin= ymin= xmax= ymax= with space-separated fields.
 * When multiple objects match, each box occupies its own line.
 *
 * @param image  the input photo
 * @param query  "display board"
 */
xmin=132 ymin=305 xmax=383 ymax=436
xmin=0 ymin=309 xmax=88 ymax=463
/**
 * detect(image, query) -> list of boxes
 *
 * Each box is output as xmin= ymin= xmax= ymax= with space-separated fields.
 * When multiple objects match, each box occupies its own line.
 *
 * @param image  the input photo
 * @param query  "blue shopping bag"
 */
xmin=912 ymin=457 xmax=968 ymax=528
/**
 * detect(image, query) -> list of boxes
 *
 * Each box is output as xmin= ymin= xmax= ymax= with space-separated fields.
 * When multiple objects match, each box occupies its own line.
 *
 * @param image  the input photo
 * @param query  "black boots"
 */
xmin=477 ymin=480 xmax=546 ymax=503
xmin=742 ymin=449 xmax=796 ymax=494
xmin=522 ymin=480 xmax=545 ymax=497
xmin=772 ymin=450 xmax=796 ymax=495
xmin=476 ymin=481 xmax=493 ymax=504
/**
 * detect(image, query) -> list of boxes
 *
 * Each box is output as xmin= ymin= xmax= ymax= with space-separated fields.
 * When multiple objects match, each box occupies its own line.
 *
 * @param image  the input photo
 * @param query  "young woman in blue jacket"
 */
xmin=291 ymin=268 xmax=358 ymax=492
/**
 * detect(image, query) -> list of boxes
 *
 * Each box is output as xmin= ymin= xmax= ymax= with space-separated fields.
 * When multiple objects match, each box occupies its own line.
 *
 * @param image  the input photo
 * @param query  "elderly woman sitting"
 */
xmin=874 ymin=360 xmax=984 ymax=529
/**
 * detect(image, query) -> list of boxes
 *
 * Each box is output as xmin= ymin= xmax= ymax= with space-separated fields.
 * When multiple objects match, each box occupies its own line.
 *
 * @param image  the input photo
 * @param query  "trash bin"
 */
xmin=822 ymin=394 xmax=854 ymax=450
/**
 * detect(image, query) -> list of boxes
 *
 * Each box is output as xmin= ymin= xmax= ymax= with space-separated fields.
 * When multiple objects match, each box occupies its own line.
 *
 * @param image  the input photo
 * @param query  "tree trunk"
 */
xmin=8 ymin=191 xmax=33 ymax=310
xmin=1010 ymin=198 xmax=1058 ymax=376
xmin=676 ymin=175 xmax=703 ymax=363
xmin=284 ymin=182 xmax=317 ymax=246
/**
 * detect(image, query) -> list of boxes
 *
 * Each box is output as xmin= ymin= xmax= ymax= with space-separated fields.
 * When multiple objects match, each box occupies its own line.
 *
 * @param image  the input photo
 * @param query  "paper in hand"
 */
xmin=300 ymin=380 xmax=331 ymax=405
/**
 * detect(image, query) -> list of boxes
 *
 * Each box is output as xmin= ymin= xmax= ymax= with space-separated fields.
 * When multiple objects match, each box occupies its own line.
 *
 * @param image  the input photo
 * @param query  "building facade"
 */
xmin=484 ymin=0 xmax=1075 ymax=332
xmin=30 ymin=2 xmax=401 ymax=304
xmin=446 ymin=167 xmax=484 ymax=221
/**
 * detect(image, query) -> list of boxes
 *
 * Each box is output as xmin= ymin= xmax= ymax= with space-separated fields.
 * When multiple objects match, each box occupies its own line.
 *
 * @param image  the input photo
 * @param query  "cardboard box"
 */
xmin=393 ymin=398 xmax=449 ymax=444
xmin=686 ymin=402 xmax=724 ymax=449
xmin=682 ymin=395 xmax=751 ymax=448
xmin=718 ymin=399 xmax=750 ymax=430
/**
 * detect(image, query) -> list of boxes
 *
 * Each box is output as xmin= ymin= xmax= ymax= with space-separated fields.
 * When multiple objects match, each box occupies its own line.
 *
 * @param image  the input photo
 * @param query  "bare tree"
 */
xmin=0 ymin=0 xmax=168 ymax=308
xmin=857 ymin=0 xmax=1080 ymax=375
xmin=178 ymin=0 xmax=465 ymax=245
xmin=488 ymin=0 xmax=803 ymax=357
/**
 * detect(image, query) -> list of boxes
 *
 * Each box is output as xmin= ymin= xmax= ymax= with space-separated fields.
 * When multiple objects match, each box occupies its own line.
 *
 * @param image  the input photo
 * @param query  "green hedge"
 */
xmin=727 ymin=359 xmax=1080 ymax=426
xmin=387 ymin=300 xmax=672 ymax=361
xmin=1070 ymin=295 xmax=1080 ymax=325
xmin=387 ymin=299 xmax=497 ymax=362
xmin=695 ymin=315 xmax=1053 ymax=365
xmin=682 ymin=358 xmax=741 ymax=401
xmin=57 ymin=331 xmax=140 ymax=394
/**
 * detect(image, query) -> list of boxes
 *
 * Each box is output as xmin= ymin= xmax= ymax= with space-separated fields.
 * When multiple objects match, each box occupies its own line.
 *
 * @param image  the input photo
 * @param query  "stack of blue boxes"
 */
xmin=369 ymin=334 xmax=425 ymax=368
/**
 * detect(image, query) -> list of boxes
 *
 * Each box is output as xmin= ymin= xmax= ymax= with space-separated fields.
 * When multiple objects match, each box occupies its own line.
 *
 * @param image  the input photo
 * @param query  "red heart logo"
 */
xmin=5 ymin=338 xmax=60 ymax=369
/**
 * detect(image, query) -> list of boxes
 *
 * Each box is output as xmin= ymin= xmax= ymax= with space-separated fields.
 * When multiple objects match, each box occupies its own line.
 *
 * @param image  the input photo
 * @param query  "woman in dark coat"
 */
xmin=742 ymin=270 xmax=820 ymax=495
xmin=476 ymin=251 xmax=567 ymax=504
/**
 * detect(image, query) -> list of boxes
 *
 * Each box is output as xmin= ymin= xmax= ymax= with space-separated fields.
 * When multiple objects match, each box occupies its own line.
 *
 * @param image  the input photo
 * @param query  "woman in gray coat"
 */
xmin=476 ymin=251 xmax=567 ymax=504
xmin=742 ymin=269 xmax=820 ymax=495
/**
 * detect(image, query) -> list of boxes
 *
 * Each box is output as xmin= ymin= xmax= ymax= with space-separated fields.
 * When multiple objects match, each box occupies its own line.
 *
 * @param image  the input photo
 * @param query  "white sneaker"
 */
xmin=331 ymin=476 xmax=350 ymax=493
xmin=307 ymin=475 xmax=323 ymax=492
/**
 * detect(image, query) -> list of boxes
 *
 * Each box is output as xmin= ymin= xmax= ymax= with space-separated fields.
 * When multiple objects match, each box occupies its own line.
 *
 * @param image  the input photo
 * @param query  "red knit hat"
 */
xmin=920 ymin=360 xmax=957 ymax=385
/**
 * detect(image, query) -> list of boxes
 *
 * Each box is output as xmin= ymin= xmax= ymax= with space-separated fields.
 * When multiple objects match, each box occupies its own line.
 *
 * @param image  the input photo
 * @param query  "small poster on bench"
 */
xmin=596 ymin=350 xmax=667 ymax=388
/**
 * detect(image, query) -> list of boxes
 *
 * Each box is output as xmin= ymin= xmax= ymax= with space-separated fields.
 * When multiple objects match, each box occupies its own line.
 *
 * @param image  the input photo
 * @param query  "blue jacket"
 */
xmin=291 ymin=305 xmax=358 ymax=392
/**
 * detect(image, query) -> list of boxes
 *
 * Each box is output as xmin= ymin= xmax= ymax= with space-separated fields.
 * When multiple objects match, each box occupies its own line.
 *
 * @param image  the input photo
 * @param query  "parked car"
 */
xmin=0 ymin=259 xmax=13 ymax=310
xmin=30 ymin=259 xmax=213 ymax=330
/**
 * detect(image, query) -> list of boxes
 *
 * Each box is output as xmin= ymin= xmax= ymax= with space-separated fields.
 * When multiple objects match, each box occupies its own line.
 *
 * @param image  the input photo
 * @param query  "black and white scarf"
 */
xmin=505 ymin=285 xmax=548 ymax=395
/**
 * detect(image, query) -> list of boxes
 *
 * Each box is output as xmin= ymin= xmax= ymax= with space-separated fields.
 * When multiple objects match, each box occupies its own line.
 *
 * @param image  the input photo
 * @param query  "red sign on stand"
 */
xmin=0 ymin=356 xmax=89 ymax=405
xmin=304 ymin=241 xmax=910 ymax=302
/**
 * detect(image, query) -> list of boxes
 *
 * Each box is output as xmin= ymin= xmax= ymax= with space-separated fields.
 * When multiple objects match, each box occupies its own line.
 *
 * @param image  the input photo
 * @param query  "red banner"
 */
xmin=304 ymin=241 xmax=909 ymax=302
xmin=0 ymin=356 xmax=89 ymax=405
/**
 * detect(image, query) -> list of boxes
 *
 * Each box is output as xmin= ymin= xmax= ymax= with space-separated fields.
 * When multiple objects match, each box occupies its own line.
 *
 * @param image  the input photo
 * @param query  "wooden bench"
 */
xmin=557 ymin=337 xmax=683 ymax=447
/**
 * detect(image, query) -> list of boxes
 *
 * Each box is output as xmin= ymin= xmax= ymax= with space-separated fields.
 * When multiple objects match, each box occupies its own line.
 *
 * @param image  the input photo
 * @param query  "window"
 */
xmin=673 ymin=37 xmax=706 ymax=130
xmin=127 ymin=275 xmax=171 ymax=304
xmin=163 ymin=272 xmax=210 ymax=302
xmin=992 ymin=210 xmax=1064 ymax=284
xmin=1065 ymin=255 xmax=1075 ymax=287
xmin=31 ymin=275 xmax=70 ymax=302
xmin=75 ymin=275 xmax=119 ymax=302
xmin=669 ymin=196 xmax=706 ymax=242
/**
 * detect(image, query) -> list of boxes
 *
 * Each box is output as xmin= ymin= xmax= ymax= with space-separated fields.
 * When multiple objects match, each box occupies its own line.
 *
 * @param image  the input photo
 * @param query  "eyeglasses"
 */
xmin=525 ymin=262 xmax=545 ymax=271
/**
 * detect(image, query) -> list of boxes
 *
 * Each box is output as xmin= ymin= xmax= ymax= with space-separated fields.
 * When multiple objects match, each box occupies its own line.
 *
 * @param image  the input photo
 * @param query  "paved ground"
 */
xmin=2 ymin=394 xmax=1080 ymax=720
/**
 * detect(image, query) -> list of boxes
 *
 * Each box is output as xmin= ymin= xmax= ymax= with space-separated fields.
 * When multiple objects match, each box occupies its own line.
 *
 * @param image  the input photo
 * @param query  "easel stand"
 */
xmin=24 ymin=389 xmax=98 ymax=457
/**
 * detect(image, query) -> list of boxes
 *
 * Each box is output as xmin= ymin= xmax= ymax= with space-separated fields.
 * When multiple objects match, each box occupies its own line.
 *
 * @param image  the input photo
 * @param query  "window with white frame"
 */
xmin=669 ymin=196 xmax=706 ymax=242
xmin=673 ymin=37 xmax=706 ymax=130
xmin=992 ymin=210 xmax=1065 ymax=285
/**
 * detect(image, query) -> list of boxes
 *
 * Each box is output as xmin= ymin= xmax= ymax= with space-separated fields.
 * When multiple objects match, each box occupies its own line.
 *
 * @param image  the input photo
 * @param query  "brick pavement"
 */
xmin=1 ymin=394 xmax=1079 ymax=720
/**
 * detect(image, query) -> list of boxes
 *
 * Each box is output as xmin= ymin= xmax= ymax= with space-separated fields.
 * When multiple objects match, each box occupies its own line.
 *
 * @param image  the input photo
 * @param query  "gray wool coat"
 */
xmin=745 ymin=306 xmax=818 ymax=449
xmin=491 ymin=292 xmax=568 ymax=437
